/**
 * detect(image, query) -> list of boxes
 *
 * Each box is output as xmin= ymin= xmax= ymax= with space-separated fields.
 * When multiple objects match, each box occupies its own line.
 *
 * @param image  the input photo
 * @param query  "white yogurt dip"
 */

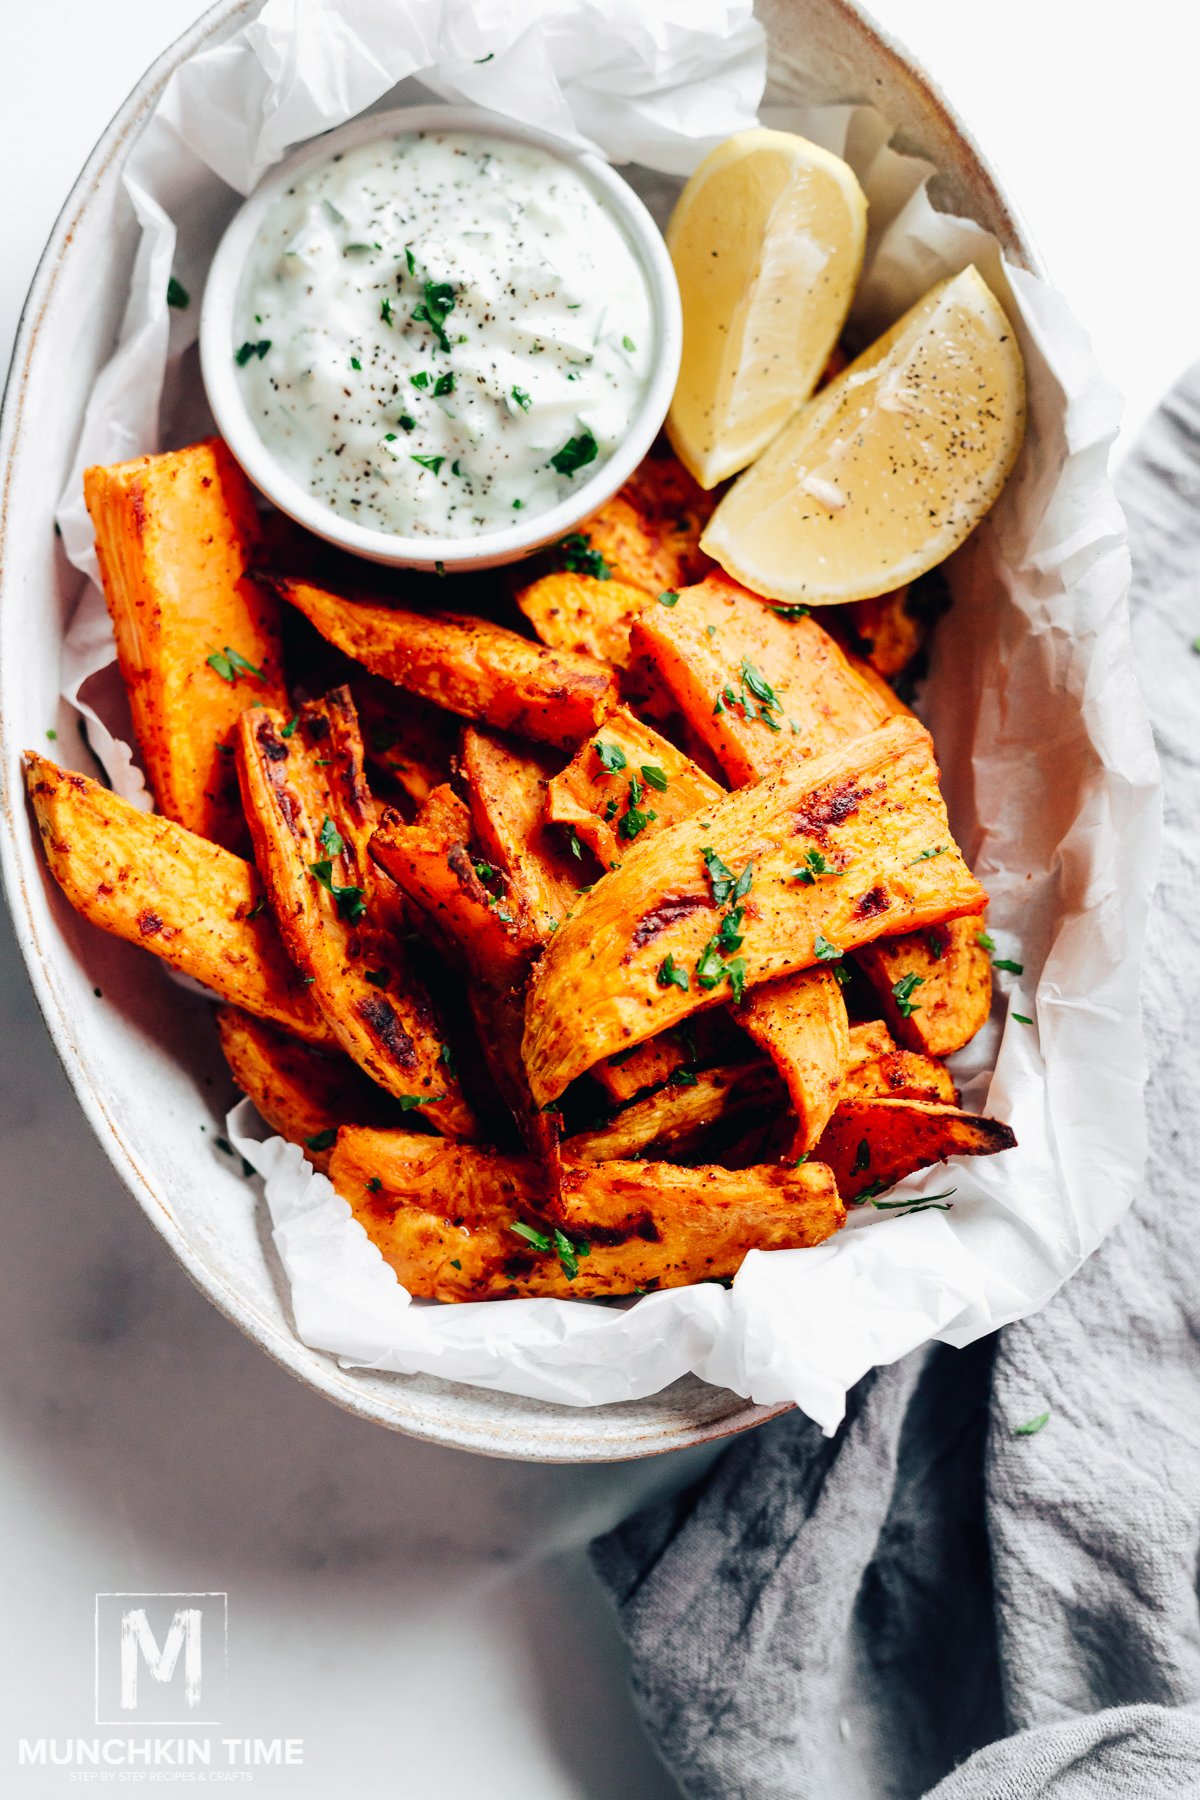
xmin=233 ymin=129 xmax=655 ymax=540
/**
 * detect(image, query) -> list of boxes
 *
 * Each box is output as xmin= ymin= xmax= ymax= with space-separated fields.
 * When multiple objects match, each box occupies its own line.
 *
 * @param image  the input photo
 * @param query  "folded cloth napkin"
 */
xmin=591 ymin=366 xmax=1200 ymax=1800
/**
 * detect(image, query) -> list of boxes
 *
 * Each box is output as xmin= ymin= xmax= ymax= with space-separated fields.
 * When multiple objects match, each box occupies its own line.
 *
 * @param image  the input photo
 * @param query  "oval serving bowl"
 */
xmin=0 ymin=0 xmax=1041 ymax=1463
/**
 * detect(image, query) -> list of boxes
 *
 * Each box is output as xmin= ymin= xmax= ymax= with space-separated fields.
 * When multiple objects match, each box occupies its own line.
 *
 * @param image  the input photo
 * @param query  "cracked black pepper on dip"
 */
xmin=234 ymin=129 xmax=654 ymax=538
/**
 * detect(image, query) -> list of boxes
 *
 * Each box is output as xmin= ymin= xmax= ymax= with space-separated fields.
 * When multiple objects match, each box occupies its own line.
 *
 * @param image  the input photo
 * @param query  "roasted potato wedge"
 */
xmin=354 ymin=676 xmax=459 ymax=809
xmin=466 ymin=981 xmax=561 ymax=1169
xmin=329 ymin=1127 xmax=844 ymax=1299
xmin=216 ymin=1005 xmax=403 ymax=1170
xmin=566 ymin=1063 xmax=778 ymax=1163
xmin=266 ymin=574 xmax=618 ymax=748
xmin=817 ymin=1097 xmax=1016 ymax=1202
xmin=545 ymin=705 xmax=725 ymax=868
xmin=855 ymin=915 xmax=993 ymax=1056
xmin=523 ymin=716 xmax=988 ymax=1104
xmin=831 ymin=587 xmax=923 ymax=679
xmin=370 ymin=784 xmax=532 ymax=989
xmin=83 ymin=441 xmax=287 ymax=850
xmin=461 ymin=727 xmax=584 ymax=940
xmin=591 ymin=1013 xmax=735 ymax=1103
xmin=24 ymin=752 xmax=332 ymax=1044
xmin=629 ymin=571 xmax=890 ymax=784
xmin=735 ymin=968 xmax=850 ymax=1153
xmin=236 ymin=692 xmax=476 ymax=1138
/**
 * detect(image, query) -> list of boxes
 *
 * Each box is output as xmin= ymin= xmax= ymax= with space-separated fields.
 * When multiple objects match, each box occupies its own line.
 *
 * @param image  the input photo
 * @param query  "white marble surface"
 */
xmin=1 ymin=1 xmax=1192 ymax=1792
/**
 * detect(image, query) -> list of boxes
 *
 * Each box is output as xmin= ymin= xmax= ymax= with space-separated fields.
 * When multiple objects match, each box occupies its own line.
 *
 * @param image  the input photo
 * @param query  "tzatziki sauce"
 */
xmin=233 ymin=130 xmax=655 ymax=540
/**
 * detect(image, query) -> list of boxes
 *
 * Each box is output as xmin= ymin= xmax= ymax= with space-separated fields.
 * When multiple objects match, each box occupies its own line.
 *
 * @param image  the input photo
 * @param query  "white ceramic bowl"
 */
xmin=200 ymin=103 xmax=683 ymax=573
xmin=0 ymin=0 xmax=1042 ymax=1462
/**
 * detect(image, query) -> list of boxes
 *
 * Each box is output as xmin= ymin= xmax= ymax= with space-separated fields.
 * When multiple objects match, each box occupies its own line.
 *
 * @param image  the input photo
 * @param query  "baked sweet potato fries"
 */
xmin=26 ymin=439 xmax=1016 ymax=1302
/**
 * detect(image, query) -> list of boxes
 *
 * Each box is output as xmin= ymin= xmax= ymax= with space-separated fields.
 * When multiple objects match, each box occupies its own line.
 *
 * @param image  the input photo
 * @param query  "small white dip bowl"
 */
xmin=200 ymin=103 xmax=682 ymax=573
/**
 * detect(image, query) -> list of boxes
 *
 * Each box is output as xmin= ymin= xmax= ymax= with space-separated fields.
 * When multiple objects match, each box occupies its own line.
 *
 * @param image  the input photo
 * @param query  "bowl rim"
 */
xmin=0 ymin=0 xmax=1045 ymax=1463
xmin=199 ymin=101 xmax=683 ymax=571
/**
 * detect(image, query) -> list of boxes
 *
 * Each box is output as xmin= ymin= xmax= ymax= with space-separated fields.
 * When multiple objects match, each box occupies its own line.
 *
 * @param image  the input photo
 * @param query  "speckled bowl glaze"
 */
xmin=0 ymin=0 xmax=1041 ymax=1462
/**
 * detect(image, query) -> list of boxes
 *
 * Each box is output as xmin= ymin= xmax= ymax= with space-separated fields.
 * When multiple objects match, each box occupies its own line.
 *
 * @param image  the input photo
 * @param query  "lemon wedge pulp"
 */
xmin=665 ymin=129 xmax=867 ymax=490
xmin=700 ymin=265 xmax=1027 ymax=604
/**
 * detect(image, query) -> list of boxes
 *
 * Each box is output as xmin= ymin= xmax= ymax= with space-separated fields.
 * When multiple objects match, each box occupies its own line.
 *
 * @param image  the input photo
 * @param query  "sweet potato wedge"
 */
xmin=329 ymin=1127 xmax=844 ymax=1299
xmin=629 ymin=572 xmax=891 ymax=785
xmin=816 ymin=1098 xmax=1016 ymax=1202
xmin=522 ymin=716 xmax=988 ymax=1103
xmin=545 ymin=706 xmax=726 ymax=868
xmin=24 ymin=753 xmax=332 ymax=1043
xmin=514 ymin=571 xmax=652 ymax=668
xmin=566 ymin=1063 xmax=778 ymax=1163
xmin=236 ymin=692 xmax=476 ymax=1138
xmin=370 ymin=785 xmax=532 ymax=989
xmin=735 ymin=968 xmax=850 ymax=1153
xmin=215 ymin=1005 xmax=402 ymax=1171
xmin=267 ymin=574 xmax=618 ymax=748
xmin=83 ymin=440 xmax=287 ymax=850
xmin=461 ymin=727 xmax=584 ymax=940
xmin=835 ymin=587 xmax=922 ymax=679
xmin=855 ymin=915 xmax=993 ymax=1057
xmin=354 ymin=676 xmax=458 ymax=809
xmin=842 ymin=1038 xmax=958 ymax=1105
xmin=465 ymin=980 xmax=562 ymax=1170
xmin=590 ymin=1013 xmax=734 ymax=1103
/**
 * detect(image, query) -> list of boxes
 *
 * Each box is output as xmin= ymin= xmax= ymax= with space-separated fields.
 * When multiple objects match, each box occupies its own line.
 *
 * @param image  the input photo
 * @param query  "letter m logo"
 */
xmin=95 ymin=1593 xmax=227 ymax=1724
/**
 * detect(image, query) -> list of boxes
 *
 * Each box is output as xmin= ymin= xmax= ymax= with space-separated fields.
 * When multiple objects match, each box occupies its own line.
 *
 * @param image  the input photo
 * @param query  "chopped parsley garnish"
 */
xmin=308 ymin=860 xmax=367 ymax=923
xmin=908 ymin=844 xmax=947 ymax=865
xmin=398 ymin=415 xmax=416 ymax=432
xmin=380 ymin=297 xmax=395 ymax=326
xmin=814 ymin=931 xmax=843 ymax=962
xmin=716 ymin=660 xmax=785 ymax=731
xmin=511 ymin=386 xmax=532 ymax=412
xmin=397 ymin=1094 xmax=444 ymax=1111
xmin=235 ymin=339 xmax=270 ymax=365
xmin=794 ymin=849 xmax=840 ymax=885
xmin=618 ymin=775 xmax=657 ymax=840
xmin=305 ymin=1128 xmax=337 ymax=1152
xmin=365 ymin=1176 xmax=382 ymax=1193
xmin=772 ymin=603 xmax=810 ymax=619
xmin=976 ymin=929 xmax=996 ymax=952
xmin=639 ymin=763 xmax=668 ymax=792
xmin=853 ymin=1140 xmax=871 ymax=1173
xmin=695 ymin=938 xmax=728 ymax=990
xmin=871 ymin=1188 xmax=955 ymax=1214
xmin=926 ymin=931 xmax=945 ymax=960
xmin=473 ymin=858 xmax=499 ymax=883
xmin=510 ymin=1220 xmax=589 ymax=1280
xmin=717 ymin=907 xmax=745 ymax=953
xmin=594 ymin=739 xmax=627 ymax=773
xmin=410 ymin=370 xmax=430 ymax=390
xmin=657 ymin=590 xmax=680 ymax=608
xmin=701 ymin=846 xmax=736 ymax=905
xmin=992 ymin=957 xmax=1024 ymax=975
xmin=166 ymin=276 xmax=190 ymax=310
xmin=412 ymin=454 xmax=445 ymax=474
xmin=412 ymin=280 xmax=456 ymax=353
xmin=550 ymin=431 xmax=598 ymax=478
xmin=622 ymin=334 xmax=636 ymax=352
xmin=1014 ymin=1411 xmax=1050 ymax=1437
xmin=404 ymin=246 xmax=416 ymax=275
xmin=206 ymin=645 xmax=264 ymax=685
xmin=668 ymin=1068 xmax=698 ymax=1087
xmin=439 ymin=1042 xmax=457 ymax=1078
xmin=350 ymin=355 xmax=362 ymax=371
xmin=1013 ymin=1012 xmax=1034 ymax=1026
xmin=891 ymin=971 xmax=925 ymax=1016
xmin=433 ymin=371 xmax=455 ymax=397
xmin=657 ymin=954 xmax=689 ymax=992
xmin=449 ymin=1259 xmax=462 ymax=1270
xmin=558 ymin=532 xmax=610 ymax=578
xmin=741 ymin=659 xmax=783 ymax=712
xmin=317 ymin=815 xmax=345 ymax=859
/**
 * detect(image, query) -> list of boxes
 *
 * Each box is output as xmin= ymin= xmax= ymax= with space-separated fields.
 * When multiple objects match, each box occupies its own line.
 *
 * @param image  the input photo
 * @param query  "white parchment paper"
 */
xmin=56 ymin=0 xmax=1161 ymax=1432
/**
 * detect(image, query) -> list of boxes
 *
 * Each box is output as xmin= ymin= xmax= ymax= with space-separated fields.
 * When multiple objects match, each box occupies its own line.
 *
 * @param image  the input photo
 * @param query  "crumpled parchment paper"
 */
xmin=55 ymin=0 xmax=1160 ymax=1431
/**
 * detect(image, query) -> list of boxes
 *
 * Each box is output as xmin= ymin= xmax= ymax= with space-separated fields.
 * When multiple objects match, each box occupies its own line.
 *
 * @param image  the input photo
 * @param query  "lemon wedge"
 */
xmin=665 ymin=129 xmax=867 ymax=490
xmin=700 ymin=265 xmax=1027 ymax=604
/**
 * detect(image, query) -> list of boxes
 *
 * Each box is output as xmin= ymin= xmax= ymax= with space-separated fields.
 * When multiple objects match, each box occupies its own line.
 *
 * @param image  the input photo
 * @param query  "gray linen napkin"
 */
xmin=591 ymin=366 xmax=1200 ymax=1800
